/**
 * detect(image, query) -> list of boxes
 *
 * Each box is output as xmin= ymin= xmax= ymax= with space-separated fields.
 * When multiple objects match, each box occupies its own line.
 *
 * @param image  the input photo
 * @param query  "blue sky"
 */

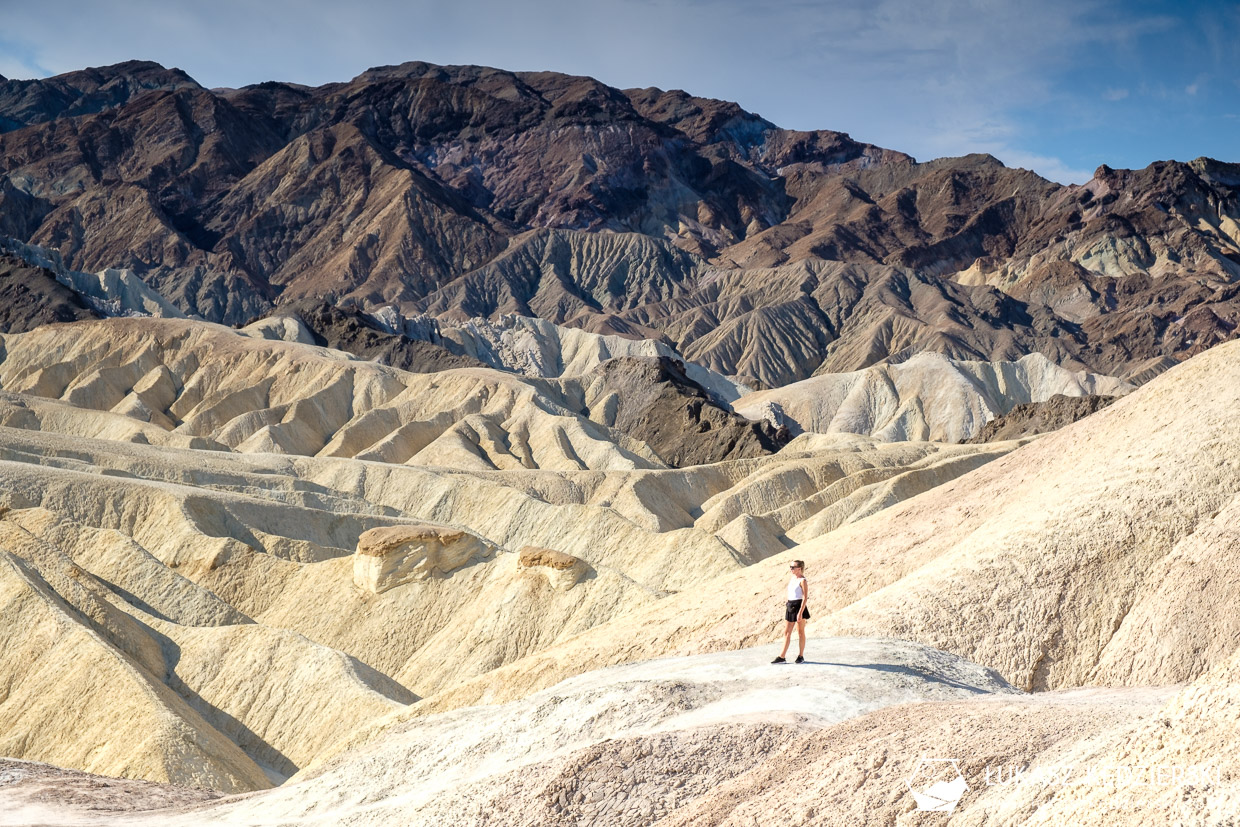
xmin=0 ymin=0 xmax=1236 ymax=183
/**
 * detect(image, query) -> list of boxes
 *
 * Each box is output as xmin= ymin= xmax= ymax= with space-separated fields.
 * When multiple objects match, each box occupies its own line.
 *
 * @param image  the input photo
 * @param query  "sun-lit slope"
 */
xmin=0 ymin=318 xmax=664 ymax=472
xmin=0 ymin=446 xmax=666 ymax=703
xmin=383 ymin=340 xmax=1240 ymax=719
xmin=0 ymin=551 xmax=270 ymax=794
xmin=0 ymin=387 xmax=229 ymax=451
xmin=0 ymin=369 xmax=1020 ymax=791
xmin=734 ymin=350 xmax=1130 ymax=442
xmin=0 ymin=419 xmax=1015 ymax=688
xmin=0 ymin=395 xmax=1018 ymax=593
xmin=176 ymin=639 xmax=1018 ymax=827
xmin=814 ymin=341 xmax=1240 ymax=691
xmin=1021 ymin=649 xmax=1240 ymax=825
xmin=0 ymin=508 xmax=412 ymax=788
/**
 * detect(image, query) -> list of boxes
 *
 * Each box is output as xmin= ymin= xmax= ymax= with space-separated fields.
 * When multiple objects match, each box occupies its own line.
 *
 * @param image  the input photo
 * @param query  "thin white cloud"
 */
xmin=0 ymin=55 xmax=42 ymax=80
xmin=1104 ymin=88 xmax=1130 ymax=101
xmin=997 ymin=150 xmax=1096 ymax=185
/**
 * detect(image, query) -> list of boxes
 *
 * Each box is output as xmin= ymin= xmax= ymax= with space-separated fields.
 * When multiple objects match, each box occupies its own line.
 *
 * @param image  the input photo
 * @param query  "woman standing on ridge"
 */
xmin=772 ymin=560 xmax=809 ymax=664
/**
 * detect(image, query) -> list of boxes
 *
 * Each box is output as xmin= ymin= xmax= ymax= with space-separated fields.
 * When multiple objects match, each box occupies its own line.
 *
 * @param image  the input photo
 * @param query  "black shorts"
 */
xmin=785 ymin=600 xmax=810 ymax=622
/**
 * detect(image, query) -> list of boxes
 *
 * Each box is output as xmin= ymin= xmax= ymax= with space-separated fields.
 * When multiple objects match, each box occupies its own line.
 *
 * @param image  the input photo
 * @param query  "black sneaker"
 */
xmin=795 ymin=655 xmax=805 ymax=664
xmin=771 ymin=656 xmax=786 ymax=664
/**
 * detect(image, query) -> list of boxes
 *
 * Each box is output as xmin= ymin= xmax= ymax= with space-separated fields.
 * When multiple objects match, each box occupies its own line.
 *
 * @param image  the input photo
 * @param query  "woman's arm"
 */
xmin=798 ymin=578 xmax=808 ymax=617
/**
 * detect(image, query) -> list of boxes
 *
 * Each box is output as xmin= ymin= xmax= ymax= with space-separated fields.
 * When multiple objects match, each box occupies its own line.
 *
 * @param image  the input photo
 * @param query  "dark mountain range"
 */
xmin=1 ymin=60 xmax=1237 ymax=386
xmin=0 ymin=252 xmax=100 ymax=332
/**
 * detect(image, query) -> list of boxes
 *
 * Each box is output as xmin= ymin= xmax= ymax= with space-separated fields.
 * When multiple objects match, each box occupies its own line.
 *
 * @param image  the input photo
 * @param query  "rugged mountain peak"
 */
xmin=623 ymin=86 xmax=774 ymax=145
xmin=2 ymin=58 xmax=1238 ymax=389
xmin=0 ymin=60 xmax=200 ymax=132
xmin=1190 ymin=156 xmax=1240 ymax=186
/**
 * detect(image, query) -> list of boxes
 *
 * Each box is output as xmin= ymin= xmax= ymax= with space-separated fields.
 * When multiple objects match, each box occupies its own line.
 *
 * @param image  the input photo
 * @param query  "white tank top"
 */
xmin=787 ymin=576 xmax=805 ymax=601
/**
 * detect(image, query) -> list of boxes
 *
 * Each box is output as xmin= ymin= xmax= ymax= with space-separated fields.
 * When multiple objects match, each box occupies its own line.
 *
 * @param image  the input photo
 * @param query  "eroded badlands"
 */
xmin=0 ymin=318 xmax=1236 ymax=825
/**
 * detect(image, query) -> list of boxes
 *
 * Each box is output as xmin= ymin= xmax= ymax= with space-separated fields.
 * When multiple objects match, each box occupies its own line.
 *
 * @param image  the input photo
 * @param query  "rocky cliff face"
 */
xmin=0 ymin=252 xmax=99 ymax=332
xmin=1 ymin=60 xmax=1237 ymax=386
xmin=0 ymin=61 xmax=900 ymax=326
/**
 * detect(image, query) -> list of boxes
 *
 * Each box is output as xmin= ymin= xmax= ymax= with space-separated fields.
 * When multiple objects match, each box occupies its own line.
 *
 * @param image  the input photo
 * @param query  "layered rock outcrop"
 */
xmin=354 ymin=525 xmax=495 ymax=593
xmin=517 ymin=546 xmax=588 ymax=589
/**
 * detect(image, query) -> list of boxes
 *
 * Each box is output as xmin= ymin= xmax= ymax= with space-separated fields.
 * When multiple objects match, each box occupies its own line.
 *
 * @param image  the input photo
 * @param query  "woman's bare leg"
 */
xmin=779 ymin=620 xmax=795 ymax=658
xmin=796 ymin=618 xmax=807 ymax=658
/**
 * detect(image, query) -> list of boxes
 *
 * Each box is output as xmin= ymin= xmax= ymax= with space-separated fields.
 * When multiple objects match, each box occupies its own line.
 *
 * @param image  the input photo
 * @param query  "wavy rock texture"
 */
xmin=0 ymin=318 xmax=1022 ymax=793
xmin=0 ymin=315 xmax=1236 ymax=825
xmin=383 ymin=338 xmax=1240 ymax=718
xmin=2 ymin=56 xmax=1240 ymax=825
xmin=0 ymin=317 xmax=772 ymax=469
xmin=0 ymin=318 xmax=663 ymax=471
xmin=734 ymin=350 xmax=1130 ymax=442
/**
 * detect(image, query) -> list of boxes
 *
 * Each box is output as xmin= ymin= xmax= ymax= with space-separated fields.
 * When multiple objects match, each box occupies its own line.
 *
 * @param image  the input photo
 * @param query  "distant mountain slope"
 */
xmin=1 ymin=60 xmax=1236 ymax=386
xmin=0 ymin=61 xmax=900 ymax=326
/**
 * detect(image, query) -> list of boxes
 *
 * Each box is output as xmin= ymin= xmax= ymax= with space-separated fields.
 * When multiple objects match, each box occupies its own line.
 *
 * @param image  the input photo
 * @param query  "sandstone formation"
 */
xmin=734 ymin=350 xmax=1130 ymax=441
xmin=0 ymin=317 xmax=777 ymax=469
xmin=354 ymin=524 xmax=495 ymax=593
xmin=517 ymin=546 xmax=589 ymax=590
xmin=0 ymin=316 xmax=1027 ymax=792
xmin=2 ymin=55 xmax=1240 ymax=826
xmin=0 ymin=318 xmax=664 ymax=472
xmin=371 ymin=338 xmax=1240 ymax=717
xmin=0 ymin=316 xmax=1235 ymax=823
